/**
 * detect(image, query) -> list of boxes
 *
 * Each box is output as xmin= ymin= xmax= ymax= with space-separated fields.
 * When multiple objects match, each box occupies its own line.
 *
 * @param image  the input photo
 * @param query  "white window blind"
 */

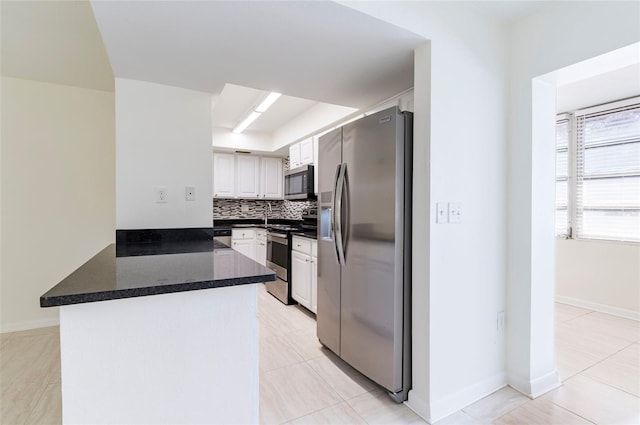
xmin=555 ymin=116 xmax=570 ymax=237
xmin=575 ymin=100 xmax=640 ymax=243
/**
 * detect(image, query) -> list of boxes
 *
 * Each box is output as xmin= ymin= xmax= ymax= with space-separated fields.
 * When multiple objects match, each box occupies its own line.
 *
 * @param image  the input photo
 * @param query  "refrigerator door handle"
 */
xmin=334 ymin=163 xmax=347 ymax=266
xmin=342 ymin=164 xmax=350 ymax=261
xmin=331 ymin=164 xmax=343 ymax=264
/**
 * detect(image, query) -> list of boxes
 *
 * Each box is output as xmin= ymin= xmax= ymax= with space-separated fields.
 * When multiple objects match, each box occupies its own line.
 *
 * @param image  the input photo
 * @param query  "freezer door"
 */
xmin=316 ymin=128 xmax=342 ymax=355
xmin=339 ymin=107 xmax=406 ymax=392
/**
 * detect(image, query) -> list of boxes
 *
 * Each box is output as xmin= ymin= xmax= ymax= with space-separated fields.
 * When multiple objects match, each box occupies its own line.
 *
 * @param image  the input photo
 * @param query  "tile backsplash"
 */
xmin=213 ymin=199 xmax=316 ymax=220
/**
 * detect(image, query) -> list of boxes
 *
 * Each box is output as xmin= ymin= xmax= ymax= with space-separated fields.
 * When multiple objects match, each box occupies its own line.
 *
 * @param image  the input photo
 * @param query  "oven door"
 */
xmin=266 ymin=232 xmax=288 ymax=281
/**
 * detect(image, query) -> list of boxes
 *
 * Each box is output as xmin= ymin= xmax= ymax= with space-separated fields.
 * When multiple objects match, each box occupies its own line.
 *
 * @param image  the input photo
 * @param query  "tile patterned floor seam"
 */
xmin=283 ymin=400 xmax=345 ymax=424
xmin=546 ymin=398 xmax=599 ymax=425
xmin=571 ymin=340 xmax=639 ymax=385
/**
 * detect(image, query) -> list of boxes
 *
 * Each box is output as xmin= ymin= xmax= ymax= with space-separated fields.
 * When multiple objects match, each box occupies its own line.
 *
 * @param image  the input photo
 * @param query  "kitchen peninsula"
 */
xmin=40 ymin=228 xmax=275 ymax=424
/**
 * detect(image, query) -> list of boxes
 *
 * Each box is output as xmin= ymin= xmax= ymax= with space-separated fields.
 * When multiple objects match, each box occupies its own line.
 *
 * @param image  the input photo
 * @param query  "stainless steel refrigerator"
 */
xmin=317 ymin=106 xmax=412 ymax=402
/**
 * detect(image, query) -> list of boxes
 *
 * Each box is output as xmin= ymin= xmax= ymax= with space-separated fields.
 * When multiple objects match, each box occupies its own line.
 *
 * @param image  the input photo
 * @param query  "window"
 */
xmin=556 ymin=97 xmax=640 ymax=243
xmin=555 ymin=115 xmax=570 ymax=237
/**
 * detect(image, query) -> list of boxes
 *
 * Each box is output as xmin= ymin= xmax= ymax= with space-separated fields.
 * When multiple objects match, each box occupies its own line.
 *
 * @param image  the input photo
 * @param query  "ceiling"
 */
xmin=1 ymin=1 xmax=552 ymax=135
xmin=89 ymin=0 xmax=425 ymax=109
xmin=470 ymin=1 xmax=550 ymax=22
xmin=213 ymin=84 xmax=318 ymax=132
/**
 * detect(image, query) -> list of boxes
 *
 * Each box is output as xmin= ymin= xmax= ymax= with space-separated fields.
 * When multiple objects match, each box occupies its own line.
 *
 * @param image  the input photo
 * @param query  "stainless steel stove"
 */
xmin=265 ymin=209 xmax=317 ymax=305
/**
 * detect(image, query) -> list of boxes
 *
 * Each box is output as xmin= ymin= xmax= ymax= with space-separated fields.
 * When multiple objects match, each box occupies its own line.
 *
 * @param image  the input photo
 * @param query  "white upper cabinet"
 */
xmin=260 ymin=157 xmax=283 ymax=199
xmin=235 ymin=155 xmax=260 ymax=198
xmin=213 ymin=152 xmax=283 ymax=199
xmin=213 ymin=153 xmax=235 ymax=198
xmin=289 ymin=138 xmax=315 ymax=179
xmin=289 ymin=143 xmax=302 ymax=169
xmin=300 ymin=138 xmax=314 ymax=165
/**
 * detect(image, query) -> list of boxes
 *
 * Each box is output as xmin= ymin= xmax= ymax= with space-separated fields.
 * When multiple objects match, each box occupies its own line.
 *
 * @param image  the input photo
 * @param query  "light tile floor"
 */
xmin=1 ymin=291 xmax=638 ymax=424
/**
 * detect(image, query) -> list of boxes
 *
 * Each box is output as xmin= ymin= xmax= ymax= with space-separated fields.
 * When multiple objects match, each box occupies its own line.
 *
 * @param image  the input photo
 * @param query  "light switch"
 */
xmin=448 ymin=202 xmax=462 ymax=224
xmin=436 ymin=203 xmax=447 ymax=224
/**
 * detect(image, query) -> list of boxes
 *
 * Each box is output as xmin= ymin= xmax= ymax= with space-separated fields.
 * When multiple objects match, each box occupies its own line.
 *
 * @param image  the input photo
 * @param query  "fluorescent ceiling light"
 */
xmin=255 ymin=92 xmax=281 ymax=113
xmin=231 ymin=91 xmax=282 ymax=134
xmin=232 ymin=111 xmax=261 ymax=134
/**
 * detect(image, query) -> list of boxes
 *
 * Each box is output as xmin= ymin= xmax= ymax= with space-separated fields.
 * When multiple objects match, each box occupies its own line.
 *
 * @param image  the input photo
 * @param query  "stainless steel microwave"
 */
xmin=284 ymin=164 xmax=315 ymax=200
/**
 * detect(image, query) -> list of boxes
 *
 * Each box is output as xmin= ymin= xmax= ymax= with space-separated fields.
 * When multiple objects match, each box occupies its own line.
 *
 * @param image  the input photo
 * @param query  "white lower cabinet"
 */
xmin=231 ymin=229 xmax=256 ymax=261
xmin=291 ymin=251 xmax=312 ymax=309
xmin=310 ymin=255 xmax=317 ymax=313
xmin=291 ymin=236 xmax=317 ymax=313
xmin=255 ymin=229 xmax=267 ymax=266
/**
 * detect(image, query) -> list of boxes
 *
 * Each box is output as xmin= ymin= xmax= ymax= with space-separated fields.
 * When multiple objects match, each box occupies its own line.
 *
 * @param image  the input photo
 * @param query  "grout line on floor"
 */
xmin=259 ymin=357 xmax=307 ymax=375
xmin=577 ymin=365 xmax=640 ymax=399
xmin=281 ymin=399 xmax=345 ymax=425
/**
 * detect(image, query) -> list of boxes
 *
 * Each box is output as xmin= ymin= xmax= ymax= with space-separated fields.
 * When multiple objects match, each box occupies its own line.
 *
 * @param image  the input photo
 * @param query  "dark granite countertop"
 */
xmin=291 ymin=231 xmax=318 ymax=240
xmin=40 ymin=239 xmax=276 ymax=308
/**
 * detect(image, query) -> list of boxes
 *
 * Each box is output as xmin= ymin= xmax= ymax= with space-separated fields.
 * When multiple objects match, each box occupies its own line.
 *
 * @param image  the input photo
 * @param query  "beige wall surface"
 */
xmin=556 ymin=239 xmax=640 ymax=319
xmin=1 ymin=77 xmax=115 ymax=331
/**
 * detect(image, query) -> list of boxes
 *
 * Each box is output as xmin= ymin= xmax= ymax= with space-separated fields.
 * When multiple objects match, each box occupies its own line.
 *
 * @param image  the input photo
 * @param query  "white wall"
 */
xmin=116 ymin=79 xmax=213 ymax=229
xmin=212 ymin=128 xmax=274 ymax=153
xmin=556 ymin=240 xmax=640 ymax=319
xmin=557 ymin=63 xmax=640 ymax=113
xmin=1 ymin=77 xmax=115 ymax=332
xmin=343 ymin=2 xmax=509 ymax=421
xmin=507 ymin=0 xmax=640 ymax=398
xmin=271 ymin=102 xmax=357 ymax=151
xmin=555 ymin=63 xmax=640 ymax=320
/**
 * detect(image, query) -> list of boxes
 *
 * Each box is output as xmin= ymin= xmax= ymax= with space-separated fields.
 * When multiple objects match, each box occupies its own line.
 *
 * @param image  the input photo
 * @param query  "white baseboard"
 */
xmin=556 ymin=296 xmax=640 ymax=321
xmin=406 ymin=390 xmax=432 ymax=424
xmin=406 ymin=372 xmax=507 ymax=423
xmin=1 ymin=317 xmax=60 ymax=334
xmin=508 ymin=369 xmax=560 ymax=398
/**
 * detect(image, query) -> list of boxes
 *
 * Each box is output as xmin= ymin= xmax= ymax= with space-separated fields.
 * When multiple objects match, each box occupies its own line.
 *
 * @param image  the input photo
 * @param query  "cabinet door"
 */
xmin=232 ymin=239 xmax=255 ymax=261
xmin=236 ymin=155 xmax=260 ymax=198
xmin=289 ymin=143 xmax=301 ymax=169
xmin=313 ymin=136 xmax=319 ymax=194
xmin=213 ymin=153 xmax=236 ymax=198
xmin=300 ymin=138 xmax=314 ymax=165
xmin=256 ymin=240 xmax=267 ymax=266
xmin=310 ymin=255 xmax=317 ymax=314
xmin=291 ymin=250 xmax=311 ymax=310
xmin=260 ymin=157 xmax=283 ymax=199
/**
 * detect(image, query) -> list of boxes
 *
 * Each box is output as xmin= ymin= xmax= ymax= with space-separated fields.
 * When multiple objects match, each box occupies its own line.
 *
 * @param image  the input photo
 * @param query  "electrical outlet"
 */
xmin=241 ymin=204 xmax=249 ymax=213
xmin=155 ymin=187 xmax=168 ymax=203
xmin=497 ymin=311 xmax=505 ymax=332
xmin=185 ymin=186 xmax=195 ymax=201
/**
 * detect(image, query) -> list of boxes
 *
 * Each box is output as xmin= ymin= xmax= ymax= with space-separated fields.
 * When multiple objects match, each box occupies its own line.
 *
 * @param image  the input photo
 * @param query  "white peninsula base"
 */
xmin=59 ymin=284 xmax=258 ymax=424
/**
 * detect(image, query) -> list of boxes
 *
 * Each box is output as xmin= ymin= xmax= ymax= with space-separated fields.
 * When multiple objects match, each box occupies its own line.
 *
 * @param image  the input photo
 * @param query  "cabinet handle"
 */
xmin=305 ymin=259 xmax=310 ymax=262
xmin=297 ymin=244 xmax=301 ymax=248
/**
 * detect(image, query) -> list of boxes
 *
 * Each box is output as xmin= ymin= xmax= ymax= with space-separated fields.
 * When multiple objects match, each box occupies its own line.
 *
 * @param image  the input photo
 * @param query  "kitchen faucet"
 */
xmin=264 ymin=202 xmax=272 ymax=226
